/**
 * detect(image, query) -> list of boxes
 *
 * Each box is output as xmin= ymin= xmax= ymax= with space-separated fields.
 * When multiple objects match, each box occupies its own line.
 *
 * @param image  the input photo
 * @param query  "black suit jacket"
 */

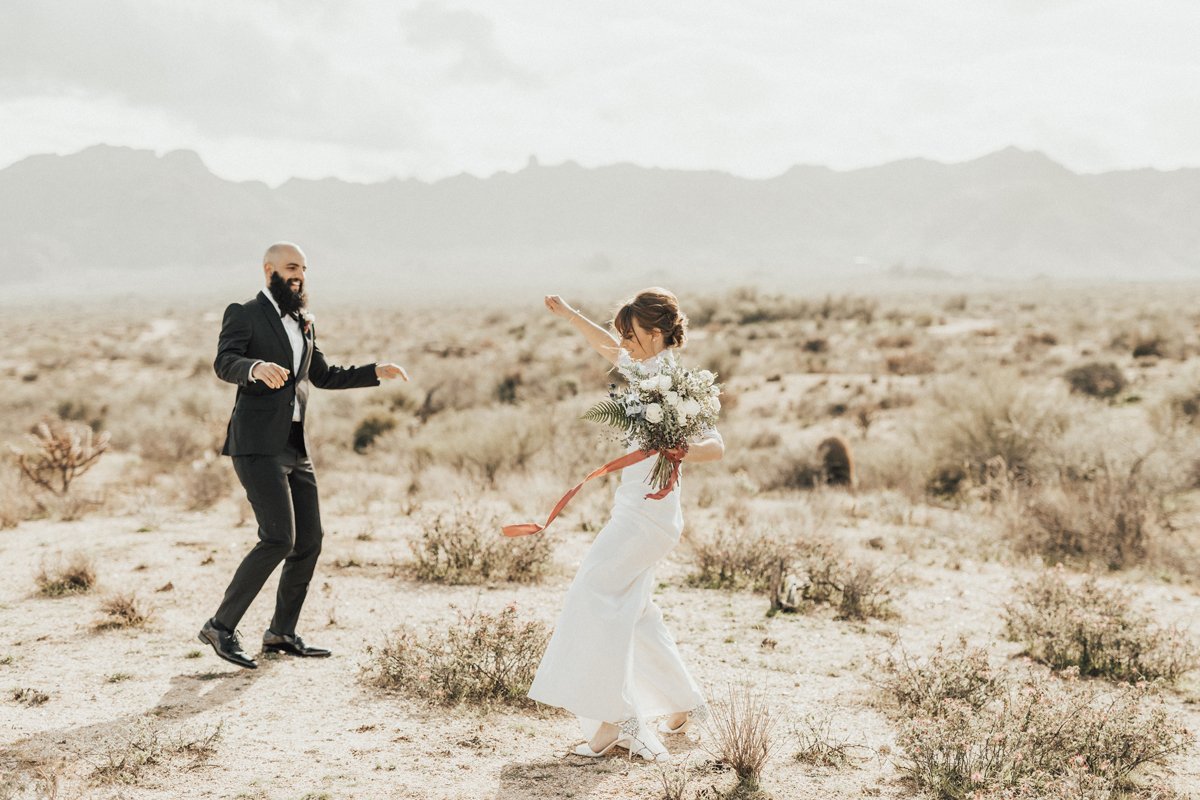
xmin=215 ymin=293 xmax=379 ymax=456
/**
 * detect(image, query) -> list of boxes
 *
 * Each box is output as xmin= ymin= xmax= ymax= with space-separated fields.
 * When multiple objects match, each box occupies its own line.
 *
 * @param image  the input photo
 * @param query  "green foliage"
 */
xmin=581 ymin=400 xmax=635 ymax=432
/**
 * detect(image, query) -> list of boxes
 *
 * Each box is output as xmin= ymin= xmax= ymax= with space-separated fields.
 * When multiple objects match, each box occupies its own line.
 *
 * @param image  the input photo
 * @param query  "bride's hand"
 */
xmin=663 ymin=445 xmax=689 ymax=462
xmin=545 ymin=295 xmax=579 ymax=320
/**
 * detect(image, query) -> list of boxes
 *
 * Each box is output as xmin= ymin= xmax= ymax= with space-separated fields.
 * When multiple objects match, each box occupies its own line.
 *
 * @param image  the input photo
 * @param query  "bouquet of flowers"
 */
xmin=583 ymin=350 xmax=722 ymax=494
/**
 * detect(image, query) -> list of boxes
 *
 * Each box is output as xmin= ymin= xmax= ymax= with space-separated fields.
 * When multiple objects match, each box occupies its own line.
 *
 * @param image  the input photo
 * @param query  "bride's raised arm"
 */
xmin=544 ymin=294 xmax=622 ymax=365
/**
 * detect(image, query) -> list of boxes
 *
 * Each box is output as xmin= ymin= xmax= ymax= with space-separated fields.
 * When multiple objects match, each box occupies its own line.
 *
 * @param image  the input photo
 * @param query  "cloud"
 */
xmin=0 ymin=0 xmax=426 ymax=150
xmin=401 ymin=2 xmax=537 ymax=86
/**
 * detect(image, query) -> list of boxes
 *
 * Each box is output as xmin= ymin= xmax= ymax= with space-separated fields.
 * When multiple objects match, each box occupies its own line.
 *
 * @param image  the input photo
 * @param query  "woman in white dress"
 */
xmin=529 ymin=288 xmax=725 ymax=762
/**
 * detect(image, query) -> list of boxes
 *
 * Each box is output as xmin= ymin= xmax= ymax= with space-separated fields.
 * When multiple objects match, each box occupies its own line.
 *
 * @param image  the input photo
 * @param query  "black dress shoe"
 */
xmin=262 ymin=630 xmax=331 ymax=658
xmin=198 ymin=619 xmax=257 ymax=669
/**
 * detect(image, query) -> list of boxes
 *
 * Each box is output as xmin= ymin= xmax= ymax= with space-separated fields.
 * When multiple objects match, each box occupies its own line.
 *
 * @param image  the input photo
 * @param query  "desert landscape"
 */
xmin=3 ymin=283 xmax=1200 ymax=800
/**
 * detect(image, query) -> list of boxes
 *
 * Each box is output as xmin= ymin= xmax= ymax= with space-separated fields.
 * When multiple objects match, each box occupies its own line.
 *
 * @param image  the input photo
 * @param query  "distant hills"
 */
xmin=1 ymin=144 xmax=1197 ymax=300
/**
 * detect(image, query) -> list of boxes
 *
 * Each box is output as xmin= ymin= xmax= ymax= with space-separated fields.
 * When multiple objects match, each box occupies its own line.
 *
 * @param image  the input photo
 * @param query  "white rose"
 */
xmin=664 ymin=390 xmax=681 ymax=407
xmin=657 ymin=374 xmax=673 ymax=392
xmin=696 ymin=369 xmax=715 ymax=384
xmin=678 ymin=411 xmax=690 ymax=426
xmin=644 ymin=403 xmax=664 ymax=424
xmin=640 ymin=378 xmax=660 ymax=392
xmin=681 ymin=398 xmax=702 ymax=417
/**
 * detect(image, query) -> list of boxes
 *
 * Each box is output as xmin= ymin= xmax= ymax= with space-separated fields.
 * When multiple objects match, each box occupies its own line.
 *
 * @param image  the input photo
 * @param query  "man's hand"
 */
xmin=376 ymin=363 xmax=409 ymax=381
xmin=251 ymin=362 xmax=290 ymax=389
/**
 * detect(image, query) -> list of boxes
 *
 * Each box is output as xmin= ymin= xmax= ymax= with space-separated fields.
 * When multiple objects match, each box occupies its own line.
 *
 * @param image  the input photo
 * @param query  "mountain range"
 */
xmin=1 ymin=144 xmax=1197 ymax=301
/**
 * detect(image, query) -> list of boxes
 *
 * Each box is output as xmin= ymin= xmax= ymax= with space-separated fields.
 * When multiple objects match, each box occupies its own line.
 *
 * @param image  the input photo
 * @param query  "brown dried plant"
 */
xmin=11 ymin=419 xmax=109 ymax=496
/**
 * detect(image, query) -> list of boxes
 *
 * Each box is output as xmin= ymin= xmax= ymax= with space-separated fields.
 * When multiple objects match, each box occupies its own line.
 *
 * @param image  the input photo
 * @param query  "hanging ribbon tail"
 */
xmin=643 ymin=456 xmax=683 ymax=500
xmin=502 ymin=449 xmax=656 ymax=537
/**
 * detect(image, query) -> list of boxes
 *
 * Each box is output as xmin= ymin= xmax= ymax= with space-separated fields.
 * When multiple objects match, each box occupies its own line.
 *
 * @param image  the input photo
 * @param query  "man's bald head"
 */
xmin=263 ymin=241 xmax=305 ymax=269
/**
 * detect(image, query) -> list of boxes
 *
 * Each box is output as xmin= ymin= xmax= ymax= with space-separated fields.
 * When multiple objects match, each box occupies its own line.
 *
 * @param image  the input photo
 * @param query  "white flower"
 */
xmin=639 ymin=377 xmax=660 ymax=392
xmin=657 ymin=374 xmax=673 ymax=391
xmin=664 ymin=390 xmax=681 ymax=407
xmin=681 ymin=398 xmax=702 ymax=417
xmin=696 ymin=369 xmax=714 ymax=384
xmin=678 ymin=411 xmax=690 ymax=426
xmin=644 ymin=403 xmax=664 ymax=424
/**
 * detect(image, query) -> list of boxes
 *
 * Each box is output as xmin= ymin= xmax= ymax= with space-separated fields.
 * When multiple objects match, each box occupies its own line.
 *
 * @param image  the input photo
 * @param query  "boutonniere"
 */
xmin=299 ymin=310 xmax=315 ymax=335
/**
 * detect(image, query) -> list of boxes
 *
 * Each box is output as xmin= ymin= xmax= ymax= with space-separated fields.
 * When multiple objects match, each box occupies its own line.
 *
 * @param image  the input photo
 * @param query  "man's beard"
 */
xmin=268 ymin=271 xmax=307 ymax=315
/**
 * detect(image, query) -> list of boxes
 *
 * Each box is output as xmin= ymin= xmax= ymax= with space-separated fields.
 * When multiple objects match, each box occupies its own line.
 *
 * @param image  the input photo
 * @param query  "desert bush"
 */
xmin=82 ymin=719 xmax=222 ymax=784
xmin=408 ymin=505 xmax=553 ymax=584
xmin=352 ymin=413 xmax=397 ymax=453
xmin=703 ymin=684 xmax=778 ymax=790
xmin=11 ymin=419 xmax=109 ymax=496
xmin=885 ymin=352 xmax=935 ymax=376
xmin=792 ymin=714 xmax=867 ymax=769
xmin=0 ymin=462 xmax=40 ymax=528
xmin=880 ymin=640 xmax=1191 ymax=800
xmin=413 ymin=407 xmax=550 ymax=487
xmin=771 ymin=542 xmax=896 ymax=620
xmin=1004 ymin=567 xmax=1197 ymax=684
xmin=924 ymin=373 xmax=1068 ymax=494
xmin=363 ymin=604 xmax=549 ymax=708
xmin=1006 ymin=457 xmax=1159 ymax=569
xmin=684 ymin=524 xmax=794 ymax=592
xmin=181 ymin=456 xmax=233 ymax=510
xmin=135 ymin=418 xmax=212 ymax=465
xmin=95 ymin=593 xmax=154 ymax=630
xmin=1064 ymin=362 xmax=1126 ymax=399
xmin=35 ymin=553 xmax=96 ymax=597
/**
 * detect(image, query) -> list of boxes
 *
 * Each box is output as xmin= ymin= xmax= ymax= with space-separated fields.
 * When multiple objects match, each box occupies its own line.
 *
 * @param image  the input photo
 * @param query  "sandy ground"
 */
xmin=3 ymin=489 xmax=1200 ymax=800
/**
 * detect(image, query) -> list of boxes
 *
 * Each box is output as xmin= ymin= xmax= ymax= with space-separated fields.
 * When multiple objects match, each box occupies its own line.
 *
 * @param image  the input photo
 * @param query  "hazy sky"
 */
xmin=1 ymin=0 xmax=1196 ymax=184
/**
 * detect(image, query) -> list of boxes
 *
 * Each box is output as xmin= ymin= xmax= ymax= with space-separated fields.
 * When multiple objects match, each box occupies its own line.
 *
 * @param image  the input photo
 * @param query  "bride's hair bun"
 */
xmin=614 ymin=287 xmax=688 ymax=348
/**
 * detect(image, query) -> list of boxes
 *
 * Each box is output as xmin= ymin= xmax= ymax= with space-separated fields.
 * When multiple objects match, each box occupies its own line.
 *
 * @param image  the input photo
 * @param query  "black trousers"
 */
xmin=214 ymin=422 xmax=322 ymax=636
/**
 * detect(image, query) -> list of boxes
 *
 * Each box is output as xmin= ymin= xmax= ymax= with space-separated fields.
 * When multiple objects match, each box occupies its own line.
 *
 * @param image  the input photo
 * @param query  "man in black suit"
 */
xmin=199 ymin=242 xmax=408 ymax=669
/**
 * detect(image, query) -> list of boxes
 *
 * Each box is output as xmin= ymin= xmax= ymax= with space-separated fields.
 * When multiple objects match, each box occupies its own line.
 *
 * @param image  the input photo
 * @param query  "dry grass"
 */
xmin=80 ymin=719 xmax=223 ymax=785
xmin=791 ymin=714 xmax=868 ymax=769
xmin=880 ymin=640 xmax=1191 ymax=799
xmin=34 ymin=553 xmax=96 ymax=597
xmin=702 ymin=684 xmax=778 ymax=791
xmin=94 ymin=593 xmax=154 ymax=630
xmin=1004 ymin=566 xmax=1198 ymax=684
xmin=363 ymin=603 xmax=550 ymax=708
xmin=407 ymin=504 xmax=554 ymax=584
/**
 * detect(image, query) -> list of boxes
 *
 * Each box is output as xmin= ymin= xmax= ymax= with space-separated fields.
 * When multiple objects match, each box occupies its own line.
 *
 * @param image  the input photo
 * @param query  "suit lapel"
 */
xmin=257 ymin=293 xmax=295 ymax=372
xmin=299 ymin=327 xmax=312 ymax=380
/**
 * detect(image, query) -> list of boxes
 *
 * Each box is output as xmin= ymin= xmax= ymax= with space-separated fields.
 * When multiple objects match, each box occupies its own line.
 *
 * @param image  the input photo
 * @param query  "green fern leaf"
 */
xmin=582 ymin=400 xmax=635 ymax=432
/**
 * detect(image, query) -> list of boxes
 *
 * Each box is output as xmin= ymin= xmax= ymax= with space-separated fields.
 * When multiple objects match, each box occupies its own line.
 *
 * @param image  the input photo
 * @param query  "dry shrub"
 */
xmin=1063 ymin=362 xmax=1126 ymax=399
xmin=792 ymin=714 xmax=868 ymax=769
xmin=95 ymin=593 xmax=154 ymax=630
xmin=82 ymin=719 xmax=222 ymax=784
xmin=10 ymin=688 xmax=49 ymax=707
xmin=771 ymin=541 xmax=896 ymax=621
xmin=413 ymin=407 xmax=550 ymax=487
xmin=759 ymin=438 xmax=856 ymax=491
xmin=885 ymin=352 xmax=935 ymax=376
xmin=0 ymin=462 xmax=40 ymax=529
xmin=880 ymin=640 xmax=1191 ymax=800
xmin=352 ymin=413 xmax=396 ymax=453
xmin=11 ymin=419 xmax=109 ymax=496
xmin=924 ymin=373 xmax=1068 ymax=496
xmin=702 ymin=684 xmax=778 ymax=790
xmin=1004 ymin=567 xmax=1197 ymax=684
xmin=134 ymin=418 xmax=211 ymax=465
xmin=684 ymin=524 xmax=793 ymax=592
xmin=1007 ymin=457 xmax=1160 ymax=569
xmin=408 ymin=505 xmax=553 ymax=584
xmin=0 ymin=750 xmax=64 ymax=800
xmin=180 ymin=456 xmax=233 ymax=511
xmin=363 ymin=603 xmax=549 ymax=708
xmin=35 ymin=553 xmax=96 ymax=597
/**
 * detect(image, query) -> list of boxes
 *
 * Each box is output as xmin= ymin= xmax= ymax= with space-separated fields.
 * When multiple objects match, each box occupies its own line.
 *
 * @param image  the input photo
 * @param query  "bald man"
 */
xmin=199 ymin=242 xmax=408 ymax=669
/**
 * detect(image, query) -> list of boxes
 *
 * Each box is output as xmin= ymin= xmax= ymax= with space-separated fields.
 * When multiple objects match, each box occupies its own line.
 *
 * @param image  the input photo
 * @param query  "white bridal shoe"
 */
xmin=657 ymin=715 xmax=692 ymax=735
xmin=574 ymin=736 xmax=629 ymax=758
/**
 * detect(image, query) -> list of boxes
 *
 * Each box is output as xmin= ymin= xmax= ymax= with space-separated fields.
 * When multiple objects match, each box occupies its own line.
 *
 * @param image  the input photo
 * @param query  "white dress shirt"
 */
xmin=249 ymin=289 xmax=305 ymax=422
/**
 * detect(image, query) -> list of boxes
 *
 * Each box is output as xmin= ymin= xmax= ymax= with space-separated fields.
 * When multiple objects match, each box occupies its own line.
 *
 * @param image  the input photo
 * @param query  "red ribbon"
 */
xmin=502 ymin=449 xmax=682 ymax=537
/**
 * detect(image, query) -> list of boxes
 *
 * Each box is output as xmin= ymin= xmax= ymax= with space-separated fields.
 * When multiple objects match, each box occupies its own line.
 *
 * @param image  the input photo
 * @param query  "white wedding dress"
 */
xmin=528 ymin=350 xmax=713 ymax=756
